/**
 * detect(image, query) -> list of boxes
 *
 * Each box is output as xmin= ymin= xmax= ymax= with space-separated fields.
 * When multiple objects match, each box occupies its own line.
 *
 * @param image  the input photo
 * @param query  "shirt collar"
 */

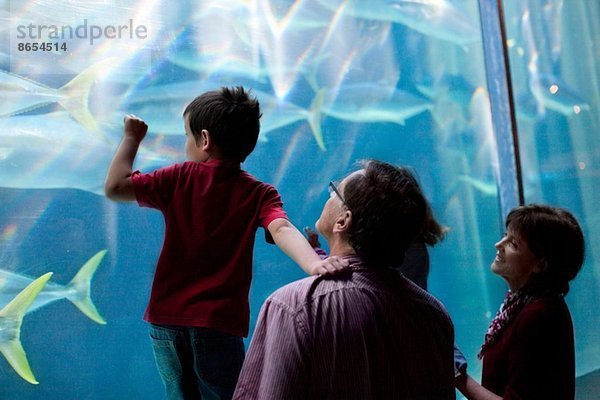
xmin=202 ymin=159 xmax=241 ymax=169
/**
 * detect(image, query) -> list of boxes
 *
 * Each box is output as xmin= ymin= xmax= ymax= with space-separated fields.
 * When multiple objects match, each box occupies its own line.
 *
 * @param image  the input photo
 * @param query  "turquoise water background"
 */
xmin=1 ymin=1 xmax=598 ymax=398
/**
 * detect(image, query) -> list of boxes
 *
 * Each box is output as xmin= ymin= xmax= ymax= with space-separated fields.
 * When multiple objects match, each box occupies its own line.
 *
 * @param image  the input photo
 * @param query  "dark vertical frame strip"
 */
xmin=478 ymin=0 xmax=525 ymax=222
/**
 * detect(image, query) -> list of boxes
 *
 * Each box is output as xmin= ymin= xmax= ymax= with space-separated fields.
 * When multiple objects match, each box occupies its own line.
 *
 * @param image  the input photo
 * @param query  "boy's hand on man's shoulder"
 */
xmin=123 ymin=114 xmax=148 ymax=142
xmin=310 ymin=256 xmax=349 ymax=276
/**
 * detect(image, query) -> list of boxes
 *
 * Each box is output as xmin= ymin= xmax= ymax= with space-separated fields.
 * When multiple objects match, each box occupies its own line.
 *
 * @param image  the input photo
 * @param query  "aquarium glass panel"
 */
xmin=503 ymin=0 xmax=600 ymax=381
xmin=6 ymin=0 xmax=596 ymax=398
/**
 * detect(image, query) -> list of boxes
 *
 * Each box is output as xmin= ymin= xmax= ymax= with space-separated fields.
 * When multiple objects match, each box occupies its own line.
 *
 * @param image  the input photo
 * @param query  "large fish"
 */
xmin=0 ymin=58 xmax=115 ymax=139
xmin=254 ymin=0 xmax=341 ymax=97
xmin=0 ymin=251 xmax=106 ymax=381
xmin=0 ymin=272 xmax=52 ymax=384
xmin=0 ymin=250 xmax=107 ymax=324
xmin=115 ymin=80 xmax=219 ymax=135
xmin=254 ymin=89 xmax=322 ymax=148
xmin=304 ymin=12 xmax=398 ymax=95
xmin=319 ymin=0 xmax=480 ymax=46
xmin=311 ymin=83 xmax=432 ymax=127
xmin=119 ymin=83 xmax=322 ymax=149
xmin=0 ymin=112 xmax=175 ymax=194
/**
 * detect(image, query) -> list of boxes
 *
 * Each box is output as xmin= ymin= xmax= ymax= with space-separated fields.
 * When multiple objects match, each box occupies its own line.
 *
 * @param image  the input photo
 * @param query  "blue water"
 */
xmin=1 ymin=0 xmax=599 ymax=398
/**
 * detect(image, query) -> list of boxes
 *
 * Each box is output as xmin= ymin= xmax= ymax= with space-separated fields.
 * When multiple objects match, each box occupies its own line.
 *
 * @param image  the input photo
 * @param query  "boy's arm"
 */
xmin=104 ymin=115 xmax=148 ymax=202
xmin=268 ymin=218 xmax=348 ymax=275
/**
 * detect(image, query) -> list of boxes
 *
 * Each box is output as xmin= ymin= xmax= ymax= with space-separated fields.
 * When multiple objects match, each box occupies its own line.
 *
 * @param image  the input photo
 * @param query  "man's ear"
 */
xmin=200 ymin=129 xmax=212 ymax=150
xmin=333 ymin=210 xmax=352 ymax=234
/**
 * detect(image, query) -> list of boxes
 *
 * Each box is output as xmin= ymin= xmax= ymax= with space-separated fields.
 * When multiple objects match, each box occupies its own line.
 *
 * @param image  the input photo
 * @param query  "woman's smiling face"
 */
xmin=491 ymin=227 xmax=543 ymax=291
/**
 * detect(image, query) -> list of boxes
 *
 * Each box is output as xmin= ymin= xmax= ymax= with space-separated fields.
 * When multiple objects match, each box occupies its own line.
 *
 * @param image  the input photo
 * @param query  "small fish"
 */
xmin=0 ymin=272 xmax=52 ymax=384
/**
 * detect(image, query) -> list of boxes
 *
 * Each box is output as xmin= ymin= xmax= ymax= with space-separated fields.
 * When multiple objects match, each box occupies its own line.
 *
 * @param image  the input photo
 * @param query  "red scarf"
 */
xmin=478 ymin=290 xmax=534 ymax=359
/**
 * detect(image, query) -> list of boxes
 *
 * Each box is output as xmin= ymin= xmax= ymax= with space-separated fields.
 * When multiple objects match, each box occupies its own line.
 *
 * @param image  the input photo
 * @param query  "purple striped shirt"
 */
xmin=234 ymin=256 xmax=455 ymax=399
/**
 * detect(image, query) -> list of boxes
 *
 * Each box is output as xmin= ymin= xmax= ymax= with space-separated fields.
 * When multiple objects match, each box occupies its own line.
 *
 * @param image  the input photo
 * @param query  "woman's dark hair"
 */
xmin=342 ymin=160 xmax=444 ymax=268
xmin=506 ymin=204 xmax=585 ymax=295
xmin=183 ymin=86 xmax=261 ymax=162
xmin=418 ymin=200 xmax=448 ymax=246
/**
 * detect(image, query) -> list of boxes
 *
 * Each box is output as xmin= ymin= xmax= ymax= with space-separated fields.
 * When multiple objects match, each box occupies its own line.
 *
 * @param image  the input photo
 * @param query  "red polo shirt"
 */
xmin=132 ymin=159 xmax=287 ymax=336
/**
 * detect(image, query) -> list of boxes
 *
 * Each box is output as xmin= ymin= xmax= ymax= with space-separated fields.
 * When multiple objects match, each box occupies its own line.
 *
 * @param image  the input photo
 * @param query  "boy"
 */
xmin=105 ymin=87 xmax=346 ymax=399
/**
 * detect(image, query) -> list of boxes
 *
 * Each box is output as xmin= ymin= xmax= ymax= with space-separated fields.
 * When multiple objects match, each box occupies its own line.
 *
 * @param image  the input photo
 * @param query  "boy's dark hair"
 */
xmin=506 ymin=204 xmax=585 ymax=295
xmin=343 ymin=160 xmax=442 ymax=268
xmin=183 ymin=86 xmax=261 ymax=162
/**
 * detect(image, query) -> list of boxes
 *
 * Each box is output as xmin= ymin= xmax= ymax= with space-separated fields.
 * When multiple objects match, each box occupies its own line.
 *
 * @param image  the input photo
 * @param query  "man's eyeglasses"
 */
xmin=328 ymin=181 xmax=349 ymax=209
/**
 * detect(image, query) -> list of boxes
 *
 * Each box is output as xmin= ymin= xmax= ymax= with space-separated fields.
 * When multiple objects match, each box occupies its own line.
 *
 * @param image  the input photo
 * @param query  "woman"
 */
xmin=456 ymin=204 xmax=585 ymax=399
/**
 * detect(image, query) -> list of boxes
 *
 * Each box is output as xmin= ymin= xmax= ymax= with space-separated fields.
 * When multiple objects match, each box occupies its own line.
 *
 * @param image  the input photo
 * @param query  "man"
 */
xmin=233 ymin=160 xmax=456 ymax=399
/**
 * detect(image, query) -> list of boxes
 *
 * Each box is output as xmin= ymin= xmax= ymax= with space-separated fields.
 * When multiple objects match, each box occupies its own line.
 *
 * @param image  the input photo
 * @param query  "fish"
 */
xmin=457 ymin=175 xmax=498 ymax=196
xmin=319 ymin=0 xmax=481 ymax=46
xmin=520 ymin=11 xmax=589 ymax=117
xmin=115 ymin=80 xmax=219 ymax=135
xmin=416 ymin=74 xmax=478 ymax=134
xmin=165 ymin=26 xmax=269 ymax=83
xmin=0 ymin=250 xmax=107 ymax=324
xmin=304 ymin=14 xmax=399 ymax=94
xmin=0 ymin=58 xmax=115 ymax=139
xmin=254 ymin=0 xmax=338 ymax=98
xmin=542 ymin=0 xmax=564 ymax=63
xmin=0 ymin=272 xmax=52 ymax=384
xmin=0 ymin=112 xmax=174 ymax=194
xmin=118 ymin=83 xmax=322 ymax=149
xmin=529 ymin=73 xmax=590 ymax=116
xmin=254 ymin=90 xmax=322 ymax=146
xmin=165 ymin=1 xmax=262 ymax=77
xmin=311 ymin=83 xmax=432 ymax=127
xmin=172 ymin=0 xmax=268 ymax=75
xmin=416 ymin=74 xmax=477 ymax=105
xmin=467 ymin=87 xmax=499 ymax=174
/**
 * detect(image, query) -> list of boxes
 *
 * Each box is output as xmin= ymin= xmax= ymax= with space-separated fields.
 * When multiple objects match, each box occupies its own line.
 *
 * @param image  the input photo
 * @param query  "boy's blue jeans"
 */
xmin=149 ymin=324 xmax=245 ymax=400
